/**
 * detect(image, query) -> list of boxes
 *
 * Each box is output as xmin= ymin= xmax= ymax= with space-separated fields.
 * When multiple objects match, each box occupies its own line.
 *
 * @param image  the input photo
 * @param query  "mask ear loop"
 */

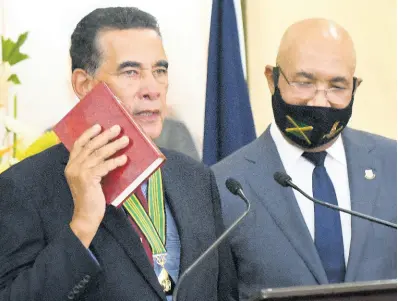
xmin=272 ymin=67 xmax=280 ymax=88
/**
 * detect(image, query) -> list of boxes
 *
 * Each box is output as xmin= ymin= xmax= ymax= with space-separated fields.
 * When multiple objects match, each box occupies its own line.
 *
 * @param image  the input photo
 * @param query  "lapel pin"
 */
xmin=364 ymin=169 xmax=375 ymax=180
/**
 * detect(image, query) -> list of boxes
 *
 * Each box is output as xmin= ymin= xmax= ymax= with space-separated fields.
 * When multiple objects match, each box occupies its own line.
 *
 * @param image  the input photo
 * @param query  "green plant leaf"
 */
xmin=2 ymin=36 xmax=13 ymax=61
xmin=8 ymin=74 xmax=21 ymax=84
xmin=2 ymin=32 xmax=28 ymax=60
xmin=8 ymin=53 xmax=29 ymax=66
xmin=2 ymin=32 xmax=29 ymax=66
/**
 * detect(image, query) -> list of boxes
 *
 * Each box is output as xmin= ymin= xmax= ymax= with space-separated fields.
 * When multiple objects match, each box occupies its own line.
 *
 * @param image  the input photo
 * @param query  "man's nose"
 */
xmin=137 ymin=72 xmax=161 ymax=100
xmin=137 ymin=87 xmax=161 ymax=100
xmin=307 ymin=89 xmax=331 ymax=107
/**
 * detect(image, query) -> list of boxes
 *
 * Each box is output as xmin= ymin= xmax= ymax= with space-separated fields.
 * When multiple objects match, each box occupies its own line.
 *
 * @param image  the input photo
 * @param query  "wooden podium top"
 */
xmin=249 ymin=279 xmax=397 ymax=301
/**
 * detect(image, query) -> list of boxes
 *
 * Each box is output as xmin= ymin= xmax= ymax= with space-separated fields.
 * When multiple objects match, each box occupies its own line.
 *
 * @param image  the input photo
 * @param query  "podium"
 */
xmin=248 ymin=279 xmax=397 ymax=301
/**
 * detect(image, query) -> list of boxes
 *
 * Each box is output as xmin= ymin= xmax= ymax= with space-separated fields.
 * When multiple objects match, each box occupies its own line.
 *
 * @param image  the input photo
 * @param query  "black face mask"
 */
xmin=271 ymin=69 xmax=356 ymax=149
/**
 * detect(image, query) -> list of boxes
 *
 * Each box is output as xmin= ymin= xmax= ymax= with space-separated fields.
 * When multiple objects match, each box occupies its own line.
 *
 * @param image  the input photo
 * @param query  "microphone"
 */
xmin=172 ymin=178 xmax=251 ymax=301
xmin=273 ymin=171 xmax=397 ymax=229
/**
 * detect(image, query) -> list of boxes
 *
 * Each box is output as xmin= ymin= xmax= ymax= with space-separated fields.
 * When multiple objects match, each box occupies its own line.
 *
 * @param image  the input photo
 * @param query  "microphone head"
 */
xmin=225 ymin=178 xmax=243 ymax=195
xmin=273 ymin=172 xmax=292 ymax=187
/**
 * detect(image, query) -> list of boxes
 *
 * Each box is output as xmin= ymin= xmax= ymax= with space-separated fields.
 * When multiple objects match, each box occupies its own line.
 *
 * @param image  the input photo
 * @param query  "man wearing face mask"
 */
xmin=212 ymin=18 xmax=397 ymax=300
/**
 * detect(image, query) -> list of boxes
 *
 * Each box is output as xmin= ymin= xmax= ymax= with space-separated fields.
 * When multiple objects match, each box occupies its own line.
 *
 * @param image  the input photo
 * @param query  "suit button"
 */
xmin=83 ymin=275 xmax=91 ymax=282
xmin=77 ymin=281 xmax=85 ymax=289
xmin=73 ymin=287 xmax=80 ymax=294
xmin=67 ymin=292 xmax=74 ymax=300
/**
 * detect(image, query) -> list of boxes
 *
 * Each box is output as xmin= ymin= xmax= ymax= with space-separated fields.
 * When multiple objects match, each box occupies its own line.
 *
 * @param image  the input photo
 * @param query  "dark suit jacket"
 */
xmin=213 ymin=126 xmax=397 ymax=300
xmin=0 ymin=144 xmax=237 ymax=301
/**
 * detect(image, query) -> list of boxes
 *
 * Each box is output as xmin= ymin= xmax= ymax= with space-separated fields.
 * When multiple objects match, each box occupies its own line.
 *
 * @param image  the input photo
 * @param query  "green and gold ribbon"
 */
xmin=123 ymin=169 xmax=166 ymax=255
xmin=123 ymin=169 xmax=172 ymax=292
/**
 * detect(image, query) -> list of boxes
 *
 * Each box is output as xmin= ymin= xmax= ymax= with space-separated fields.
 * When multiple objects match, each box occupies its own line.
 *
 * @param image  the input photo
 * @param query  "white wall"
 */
xmin=2 ymin=0 xmax=212 ymax=152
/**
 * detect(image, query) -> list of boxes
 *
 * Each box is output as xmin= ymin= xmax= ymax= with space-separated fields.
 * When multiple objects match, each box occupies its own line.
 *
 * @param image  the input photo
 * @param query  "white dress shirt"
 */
xmin=270 ymin=123 xmax=352 ymax=265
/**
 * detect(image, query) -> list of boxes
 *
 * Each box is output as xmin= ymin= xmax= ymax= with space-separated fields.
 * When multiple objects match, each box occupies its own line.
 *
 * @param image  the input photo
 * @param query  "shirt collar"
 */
xmin=326 ymin=134 xmax=347 ymax=166
xmin=270 ymin=122 xmax=304 ymax=166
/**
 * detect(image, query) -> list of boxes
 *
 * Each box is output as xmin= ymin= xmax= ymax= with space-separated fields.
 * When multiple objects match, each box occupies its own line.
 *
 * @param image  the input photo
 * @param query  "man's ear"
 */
xmin=265 ymin=65 xmax=276 ymax=94
xmin=71 ymin=68 xmax=96 ymax=99
xmin=353 ymin=77 xmax=363 ymax=95
xmin=356 ymin=77 xmax=363 ymax=88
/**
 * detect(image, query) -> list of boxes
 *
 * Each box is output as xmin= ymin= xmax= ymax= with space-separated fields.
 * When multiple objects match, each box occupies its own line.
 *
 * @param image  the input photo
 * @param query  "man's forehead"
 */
xmin=97 ymin=28 xmax=166 ymax=60
xmin=276 ymin=19 xmax=356 ymax=73
xmin=280 ymin=42 xmax=355 ymax=76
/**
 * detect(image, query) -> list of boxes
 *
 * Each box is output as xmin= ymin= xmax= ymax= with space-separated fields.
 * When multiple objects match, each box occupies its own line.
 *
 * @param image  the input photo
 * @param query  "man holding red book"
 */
xmin=0 ymin=7 xmax=238 ymax=301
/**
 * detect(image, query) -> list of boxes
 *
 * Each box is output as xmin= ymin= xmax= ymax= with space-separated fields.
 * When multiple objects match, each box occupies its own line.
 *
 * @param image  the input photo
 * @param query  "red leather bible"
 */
xmin=53 ymin=82 xmax=166 ymax=207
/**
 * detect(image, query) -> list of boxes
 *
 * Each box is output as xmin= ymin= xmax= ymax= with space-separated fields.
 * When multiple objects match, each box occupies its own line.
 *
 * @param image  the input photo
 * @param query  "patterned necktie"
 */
xmin=302 ymin=151 xmax=346 ymax=283
xmin=126 ymin=185 xmax=154 ymax=265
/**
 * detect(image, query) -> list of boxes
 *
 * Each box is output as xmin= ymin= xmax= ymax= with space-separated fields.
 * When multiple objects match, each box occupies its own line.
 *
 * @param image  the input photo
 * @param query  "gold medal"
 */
xmin=158 ymin=267 xmax=171 ymax=292
xmin=155 ymin=254 xmax=171 ymax=292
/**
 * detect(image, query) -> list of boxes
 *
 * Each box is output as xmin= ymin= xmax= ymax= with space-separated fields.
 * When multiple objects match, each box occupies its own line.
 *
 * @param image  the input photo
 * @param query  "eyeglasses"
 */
xmin=276 ymin=66 xmax=356 ymax=105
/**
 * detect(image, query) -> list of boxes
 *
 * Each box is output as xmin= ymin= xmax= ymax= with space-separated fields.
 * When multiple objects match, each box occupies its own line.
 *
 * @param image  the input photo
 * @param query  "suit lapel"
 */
xmin=244 ymin=128 xmax=328 ymax=284
xmin=160 ymin=158 xmax=192 ymax=276
xmin=343 ymin=129 xmax=381 ymax=282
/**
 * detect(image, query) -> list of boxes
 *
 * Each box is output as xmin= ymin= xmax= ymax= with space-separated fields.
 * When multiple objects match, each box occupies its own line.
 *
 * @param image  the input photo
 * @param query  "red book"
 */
xmin=53 ymin=82 xmax=166 ymax=207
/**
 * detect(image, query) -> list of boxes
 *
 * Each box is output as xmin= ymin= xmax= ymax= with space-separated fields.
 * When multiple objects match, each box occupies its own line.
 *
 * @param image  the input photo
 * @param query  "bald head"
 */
xmin=277 ymin=18 xmax=356 ymax=74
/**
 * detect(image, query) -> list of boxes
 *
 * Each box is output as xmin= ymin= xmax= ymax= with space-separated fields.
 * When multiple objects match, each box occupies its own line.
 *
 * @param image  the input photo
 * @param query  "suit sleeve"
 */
xmin=0 ymin=175 xmax=101 ymax=301
xmin=209 ymin=170 xmax=239 ymax=301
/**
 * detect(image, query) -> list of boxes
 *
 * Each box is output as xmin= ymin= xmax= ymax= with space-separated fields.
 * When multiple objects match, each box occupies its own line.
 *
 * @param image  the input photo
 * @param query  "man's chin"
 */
xmin=282 ymin=133 xmax=339 ymax=152
xmin=139 ymin=124 xmax=163 ymax=140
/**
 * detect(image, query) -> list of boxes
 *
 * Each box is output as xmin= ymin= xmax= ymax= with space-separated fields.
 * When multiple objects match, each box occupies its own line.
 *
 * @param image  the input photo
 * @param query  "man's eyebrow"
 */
xmin=294 ymin=72 xmax=350 ymax=85
xmin=116 ymin=60 xmax=168 ymax=71
xmin=330 ymin=76 xmax=349 ymax=85
xmin=294 ymin=71 xmax=315 ymax=80
xmin=117 ymin=61 xmax=142 ymax=72
xmin=154 ymin=60 xmax=168 ymax=69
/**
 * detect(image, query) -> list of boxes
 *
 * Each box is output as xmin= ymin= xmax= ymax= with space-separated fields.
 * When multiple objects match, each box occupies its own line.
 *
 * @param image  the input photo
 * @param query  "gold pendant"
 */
xmin=155 ymin=254 xmax=171 ymax=292
xmin=158 ymin=267 xmax=171 ymax=292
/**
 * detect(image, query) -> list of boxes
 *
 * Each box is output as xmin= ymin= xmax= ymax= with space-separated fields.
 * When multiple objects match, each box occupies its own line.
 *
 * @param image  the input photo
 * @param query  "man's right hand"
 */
xmin=66 ymin=124 xmax=129 ymax=248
